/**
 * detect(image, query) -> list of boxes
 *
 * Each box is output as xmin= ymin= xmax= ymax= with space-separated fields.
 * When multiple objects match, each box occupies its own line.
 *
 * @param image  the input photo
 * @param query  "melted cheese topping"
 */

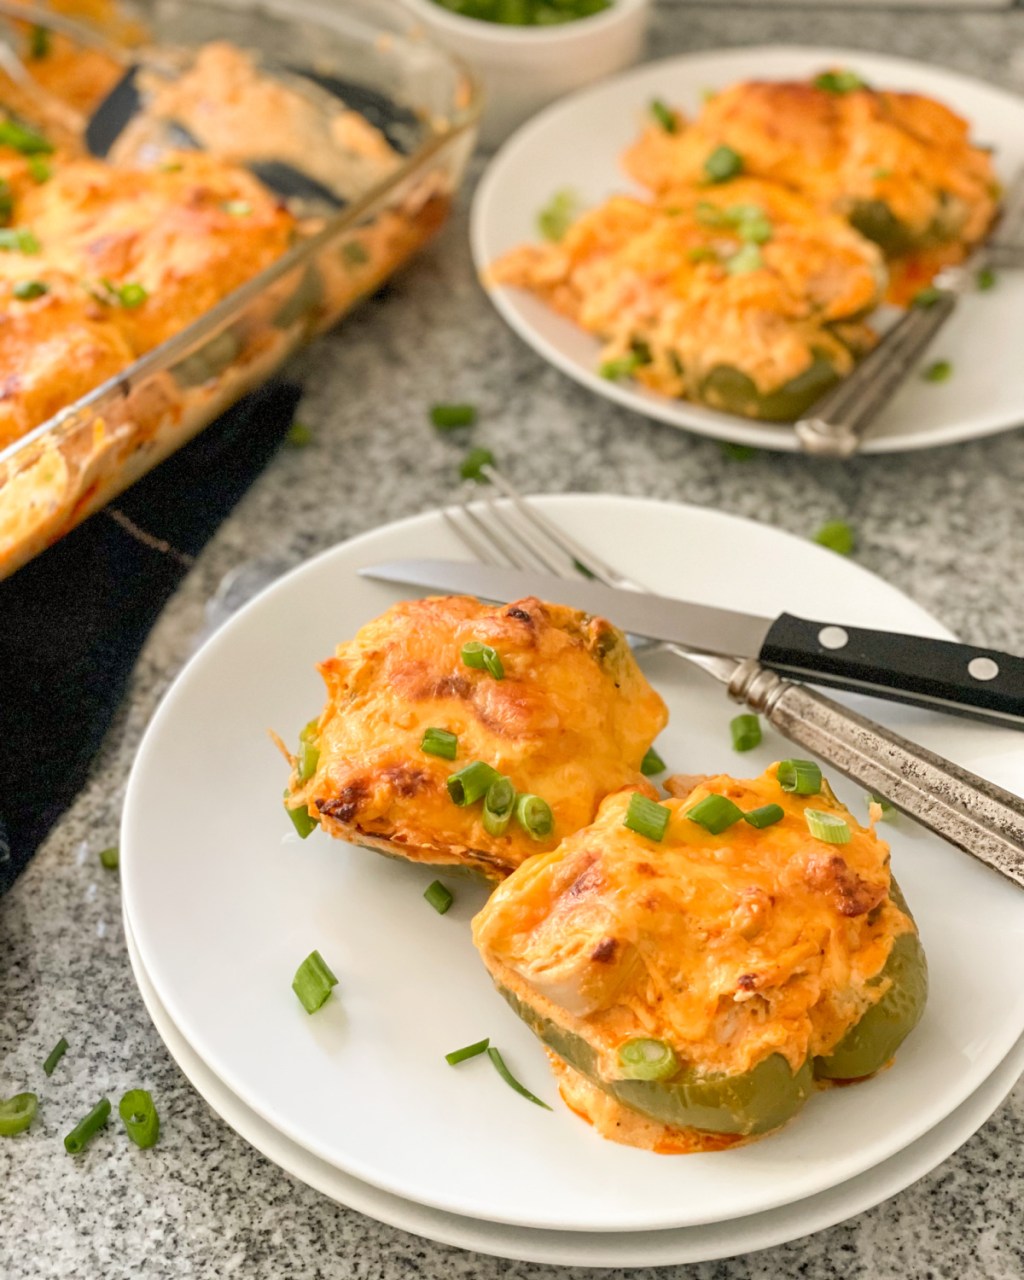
xmin=286 ymin=595 xmax=668 ymax=877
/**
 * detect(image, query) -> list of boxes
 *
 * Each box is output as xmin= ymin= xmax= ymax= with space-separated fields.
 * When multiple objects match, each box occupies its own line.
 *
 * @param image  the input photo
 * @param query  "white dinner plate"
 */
xmin=121 ymin=496 xmax=1024 ymax=1233
xmin=470 ymin=47 xmax=1024 ymax=453
xmin=123 ymin=909 xmax=1024 ymax=1267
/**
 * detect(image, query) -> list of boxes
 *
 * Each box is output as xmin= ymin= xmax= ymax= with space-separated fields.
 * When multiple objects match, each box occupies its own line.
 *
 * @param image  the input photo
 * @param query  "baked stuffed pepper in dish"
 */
xmin=473 ymin=762 xmax=927 ymax=1152
xmin=280 ymin=595 xmax=668 ymax=878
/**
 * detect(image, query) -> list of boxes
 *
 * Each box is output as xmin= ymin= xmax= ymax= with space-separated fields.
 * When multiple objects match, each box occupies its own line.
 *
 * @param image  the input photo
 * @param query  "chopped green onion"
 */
xmin=805 ymin=808 xmax=852 ymax=844
xmin=730 ymin=714 xmax=762 ymax=752
xmin=460 ymin=447 xmax=495 ymax=482
xmin=0 ymin=1092 xmax=38 ymax=1136
xmin=29 ymin=25 xmax=51 ymax=58
xmin=421 ymin=727 xmax=458 ymax=760
xmin=743 ymin=803 xmax=785 ymax=829
xmin=98 ymin=846 xmax=119 ymax=870
xmin=813 ymin=520 xmax=855 ymax=555
xmin=445 ymin=1037 xmax=490 ymax=1065
xmin=424 ymin=879 xmax=454 ymax=914
xmin=12 ymin=279 xmax=48 ymax=300
xmin=688 ymin=245 xmax=718 ymax=263
xmin=685 ymin=793 xmax=744 ymax=835
xmin=222 ymin=200 xmax=252 ymax=217
xmin=0 ymin=117 xmax=53 ymax=155
xmin=447 ymin=760 xmax=500 ymax=806
xmin=461 ymin=640 xmax=504 ymax=679
xmin=119 ymin=1089 xmax=159 ymax=1149
xmin=0 ymin=228 xmax=40 ymax=254
xmin=482 ymin=775 xmax=516 ymax=837
xmin=617 ymin=1037 xmax=679 ymax=1082
xmin=695 ymin=200 xmax=730 ymax=228
xmin=912 ymin=286 xmax=944 ymax=309
xmin=923 ymin=359 xmax=952 ymax=383
xmin=43 ymin=1037 xmax=69 ymax=1077
xmin=430 ymin=403 xmax=477 ymax=430
xmin=976 ymin=266 xmax=997 ymax=291
xmin=600 ymin=353 xmax=642 ymax=380
xmin=640 ymin=746 xmax=666 ymax=776
xmin=297 ymin=720 xmax=320 ymax=782
xmin=725 ymin=243 xmax=763 ymax=275
xmin=867 ymin=793 xmax=896 ymax=820
xmin=813 ymin=69 xmax=867 ymax=94
xmin=27 ymin=156 xmax=51 ymax=183
xmin=537 ymin=188 xmax=578 ymax=242
xmin=650 ymin=99 xmax=678 ymax=133
xmin=486 ymin=1046 xmax=552 ymax=1110
xmin=285 ymin=421 xmax=313 ymax=448
xmin=515 ymin=793 xmax=554 ymax=840
xmin=0 ymin=177 xmax=10 ymax=225
xmin=738 ymin=215 xmax=773 ymax=244
xmin=116 ymin=282 xmax=148 ymax=309
xmin=292 ymin=949 xmax=338 ymax=1013
xmin=285 ymin=795 xmax=317 ymax=839
xmin=64 ymin=1098 xmax=111 ymax=1153
xmin=777 ymin=759 xmax=822 ymax=795
xmin=720 ymin=442 xmax=756 ymax=461
xmin=342 ymin=241 xmax=369 ymax=266
xmin=704 ymin=144 xmax=744 ymax=184
xmin=624 ymin=792 xmax=670 ymax=842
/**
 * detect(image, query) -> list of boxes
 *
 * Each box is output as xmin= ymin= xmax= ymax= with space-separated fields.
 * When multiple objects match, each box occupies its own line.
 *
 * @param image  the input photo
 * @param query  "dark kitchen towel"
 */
xmin=0 ymin=379 xmax=302 ymax=896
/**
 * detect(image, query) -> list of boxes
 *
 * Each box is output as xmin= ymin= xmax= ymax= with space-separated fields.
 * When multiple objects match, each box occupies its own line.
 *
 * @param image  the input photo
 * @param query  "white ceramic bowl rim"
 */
xmin=402 ymin=0 xmax=646 ymax=44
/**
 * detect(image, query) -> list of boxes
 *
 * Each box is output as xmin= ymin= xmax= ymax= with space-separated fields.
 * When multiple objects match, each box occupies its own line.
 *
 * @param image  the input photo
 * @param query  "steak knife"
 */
xmin=359 ymin=558 xmax=1024 ymax=730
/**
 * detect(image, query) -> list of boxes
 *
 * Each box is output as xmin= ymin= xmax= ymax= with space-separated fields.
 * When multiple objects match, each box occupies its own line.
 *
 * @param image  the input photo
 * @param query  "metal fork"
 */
xmin=443 ymin=465 xmax=1024 ymax=884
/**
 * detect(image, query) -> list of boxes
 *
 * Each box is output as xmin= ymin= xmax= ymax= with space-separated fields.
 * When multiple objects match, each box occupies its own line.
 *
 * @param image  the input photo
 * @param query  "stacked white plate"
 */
xmin=122 ymin=496 xmax=1024 ymax=1266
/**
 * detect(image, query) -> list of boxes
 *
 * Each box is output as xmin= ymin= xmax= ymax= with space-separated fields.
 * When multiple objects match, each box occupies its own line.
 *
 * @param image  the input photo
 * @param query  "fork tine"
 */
xmin=473 ymin=488 xmax=578 ymax=576
xmin=442 ymin=505 xmax=507 ymax=565
xmin=454 ymin=495 xmax=544 ymax=571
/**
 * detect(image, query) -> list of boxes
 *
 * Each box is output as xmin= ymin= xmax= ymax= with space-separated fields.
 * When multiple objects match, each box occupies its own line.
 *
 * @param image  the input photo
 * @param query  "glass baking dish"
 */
xmin=0 ymin=0 xmax=480 ymax=578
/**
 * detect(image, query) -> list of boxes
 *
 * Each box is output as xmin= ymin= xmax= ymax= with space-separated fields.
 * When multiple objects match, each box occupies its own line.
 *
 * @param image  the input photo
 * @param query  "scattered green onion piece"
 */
xmin=430 ymin=403 xmax=477 ymax=430
xmin=292 ymin=949 xmax=338 ymax=1013
xmin=704 ymin=144 xmax=744 ymax=184
xmin=912 ymin=286 xmax=943 ymax=309
xmin=813 ymin=69 xmax=867 ymax=94
xmin=119 ymin=1090 xmax=160 ymax=1149
xmin=813 ymin=520 xmax=855 ymax=555
xmin=342 ymin=241 xmax=369 ymax=266
xmin=64 ymin=1098 xmax=110 ymax=1153
xmin=725 ymin=243 xmax=763 ymax=274
xmin=617 ymin=1037 xmax=679 ymax=1082
xmin=743 ymin=803 xmax=785 ymax=829
xmin=482 ymin=775 xmax=516 ymax=837
xmin=0 ymin=227 xmax=40 ymax=254
xmin=12 ymin=279 xmax=48 ymax=299
xmin=976 ymin=266 xmax=997 ymax=291
xmin=685 ymin=793 xmax=744 ymax=835
xmin=650 ymin=99 xmax=678 ymax=134
xmin=695 ymin=200 xmax=729 ymax=228
xmin=805 ymin=808 xmax=852 ymax=845
xmin=447 ymin=760 xmax=500 ymax=806
xmin=445 ymin=1037 xmax=490 ymax=1065
xmin=285 ymin=797 xmax=317 ymax=839
xmin=461 ymin=640 xmax=504 ymax=679
xmin=460 ymin=446 xmax=495 ymax=482
xmin=29 ymin=25 xmax=51 ymax=58
xmin=98 ymin=846 xmax=119 ymax=870
xmin=424 ymin=879 xmax=454 ymax=915
xmin=0 ymin=1092 xmax=38 ymax=1136
xmin=27 ymin=156 xmax=51 ymax=183
xmin=640 ymin=746 xmax=666 ymax=776
xmin=43 ymin=1037 xmax=69 ymax=1077
xmin=516 ymin=793 xmax=554 ymax=840
xmin=599 ymin=353 xmax=642 ymax=380
xmin=222 ymin=200 xmax=252 ymax=217
xmin=923 ymin=359 xmax=952 ymax=383
xmin=421 ymin=727 xmax=458 ymax=760
xmin=738 ymin=215 xmax=773 ymax=244
xmin=688 ymin=245 xmax=718 ymax=263
xmin=0 ymin=117 xmax=53 ymax=155
xmin=730 ymin=714 xmax=762 ymax=753
xmin=0 ymin=177 xmax=10 ymax=224
xmin=116 ymin=282 xmax=148 ymax=309
xmin=867 ymin=793 xmax=896 ymax=820
xmin=285 ymin=421 xmax=313 ymax=447
xmin=777 ymin=759 xmax=822 ymax=795
xmin=297 ymin=721 xmax=320 ymax=783
xmin=486 ymin=1046 xmax=552 ymax=1110
xmin=720 ymin=442 xmax=756 ymax=461
xmin=624 ymin=792 xmax=670 ymax=842
xmin=537 ymin=188 xmax=578 ymax=242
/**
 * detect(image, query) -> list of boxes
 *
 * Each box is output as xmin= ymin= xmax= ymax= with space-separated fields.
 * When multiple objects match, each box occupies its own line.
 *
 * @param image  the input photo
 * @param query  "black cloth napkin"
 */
xmin=0 ymin=379 xmax=302 ymax=896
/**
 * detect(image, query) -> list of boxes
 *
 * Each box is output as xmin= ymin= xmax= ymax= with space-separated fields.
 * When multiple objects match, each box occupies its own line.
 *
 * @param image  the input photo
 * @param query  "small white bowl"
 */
xmin=401 ymin=0 xmax=650 ymax=148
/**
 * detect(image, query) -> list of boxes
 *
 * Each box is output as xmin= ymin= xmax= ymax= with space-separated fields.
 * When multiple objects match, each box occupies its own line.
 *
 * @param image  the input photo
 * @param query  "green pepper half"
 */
xmin=700 ymin=353 xmax=840 ymax=422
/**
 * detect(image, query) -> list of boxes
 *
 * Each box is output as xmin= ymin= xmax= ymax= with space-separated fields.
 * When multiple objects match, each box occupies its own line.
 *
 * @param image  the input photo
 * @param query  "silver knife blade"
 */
xmin=358 ymin=559 xmax=772 ymax=658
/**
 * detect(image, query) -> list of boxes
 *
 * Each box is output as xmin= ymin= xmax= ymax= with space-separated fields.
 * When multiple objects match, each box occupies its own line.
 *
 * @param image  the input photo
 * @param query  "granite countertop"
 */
xmin=3 ymin=4 xmax=1024 ymax=1277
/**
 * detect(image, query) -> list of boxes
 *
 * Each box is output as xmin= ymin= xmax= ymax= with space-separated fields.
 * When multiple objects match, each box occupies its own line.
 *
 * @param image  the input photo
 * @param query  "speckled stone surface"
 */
xmin=3 ymin=4 xmax=1024 ymax=1277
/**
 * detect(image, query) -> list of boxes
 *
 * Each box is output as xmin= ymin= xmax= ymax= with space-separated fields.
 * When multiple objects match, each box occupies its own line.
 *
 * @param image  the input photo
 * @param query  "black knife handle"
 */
xmin=759 ymin=613 xmax=1024 ymax=728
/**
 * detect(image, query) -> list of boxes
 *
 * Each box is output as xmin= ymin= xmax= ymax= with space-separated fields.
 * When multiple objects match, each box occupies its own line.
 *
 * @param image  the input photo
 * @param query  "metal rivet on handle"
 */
xmin=818 ymin=626 xmax=849 ymax=650
xmin=968 ymin=657 xmax=1000 ymax=682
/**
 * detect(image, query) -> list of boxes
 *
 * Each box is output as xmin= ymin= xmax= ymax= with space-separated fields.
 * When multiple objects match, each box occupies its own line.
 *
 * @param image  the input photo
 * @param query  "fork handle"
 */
xmin=728 ymin=660 xmax=1024 ymax=889
xmin=794 ymin=291 xmax=959 ymax=458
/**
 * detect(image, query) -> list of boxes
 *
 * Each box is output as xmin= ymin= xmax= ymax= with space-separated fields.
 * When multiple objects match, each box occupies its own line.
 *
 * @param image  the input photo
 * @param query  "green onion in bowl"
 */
xmin=427 ymin=0 xmax=611 ymax=25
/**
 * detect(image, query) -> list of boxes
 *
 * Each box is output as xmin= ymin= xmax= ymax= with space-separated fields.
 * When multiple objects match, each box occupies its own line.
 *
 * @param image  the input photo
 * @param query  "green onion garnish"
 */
xmin=685 ymin=793 xmax=744 ymax=835
xmin=730 ymin=714 xmax=762 ymax=752
xmin=813 ymin=520 xmax=855 ymax=555
xmin=976 ymin=266 xmax=997 ymax=291
xmin=12 ymin=279 xmax=48 ymax=300
xmin=0 ymin=228 xmax=40 ymax=254
xmin=0 ymin=1092 xmax=38 ymax=1136
xmin=777 ymin=759 xmax=822 ymax=795
xmin=421 ymin=727 xmax=458 ymax=760
xmin=537 ymin=188 xmax=578 ymax=242
xmin=445 ymin=1037 xmax=489 ymax=1065
xmin=222 ymin=200 xmax=252 ymax=217
xmin=119 ymin=1090 xmax=159 ymax=1149
xmin=515 ymin=793 xmax=554 ymax=840
xmin=424 ymin=879 xmax=454 ymax=914
xmin=912 ymin=286 xmax=943 ymax=309
xmin=292 ymin=949 xmax=338 ymax=1013
xmin=27 ymin=156 xmax=51 ymax=183
xmin=650 ymin=99 xmax=678 ymax=133
xmin=29 ymin=25 xmax=51 ymax=58
xmin=867 ymin=793 xmax=896 ymax=820
xmin=617 ymin=1037 xmax=679 ymax=1082
xmin=430 ymin=403 xmax=477 ymax=430
xmin=720 ymin=442 xmax=757 ymax=461
xmin=342 ymin=241 xmax=369 ymax=266
xmin=805 ymin=808 xmax=852 ymax=844
xmin=813 ymin=69 xmax=867 ymax=94
xmin=688 ymin=245 xmax=718 ymax=263
xmin=64 ymin=1098 xmax=111 ymax=1153
xmin=43 ymin=1037 xmax=69 ymax=1077
xmin=704 ymin=144 xmax=744 ymax=184
xmin=640 ymin=746 xmax=666 ymax=776
xmin=483 ymin=775 xmax=516 ymax=837
xmin=285 ymin=797 xmax=316 ymax=839
xmin=461 ymin=640 xmax=504 ymax=679
xmin=460 ymin=447 xmax=495 ymax=483
xmin=486 ymin=1047 xmax=552 ymax=1110
xmin=0 ymin=177 xmax=11 ymax=225
xmin=0 ymin=117 xmax=53 ymax=155
xmin=624 ymin=792 xmax=670 ymax=842
xmin=599 ymin=353 xmax=642 ymax=381
xmin=923 ymin=359 xmax=952 ymax=383
xmin=285 ymin=421 xmax=313 ymax=448
xmin=743 ymin=803 xmax=785 ymax=829
xmin=98 ymin=846 xmax=119 ymax=870
xmin=116 ymin=282 xmax=148 ymax=309
xmin=447 ymin=760 xmax=500 ymax=806
xmin=296 ymin=719 xmax=320 ymax=782
xmin=725 ymin=243 xmax=764 ymax=275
